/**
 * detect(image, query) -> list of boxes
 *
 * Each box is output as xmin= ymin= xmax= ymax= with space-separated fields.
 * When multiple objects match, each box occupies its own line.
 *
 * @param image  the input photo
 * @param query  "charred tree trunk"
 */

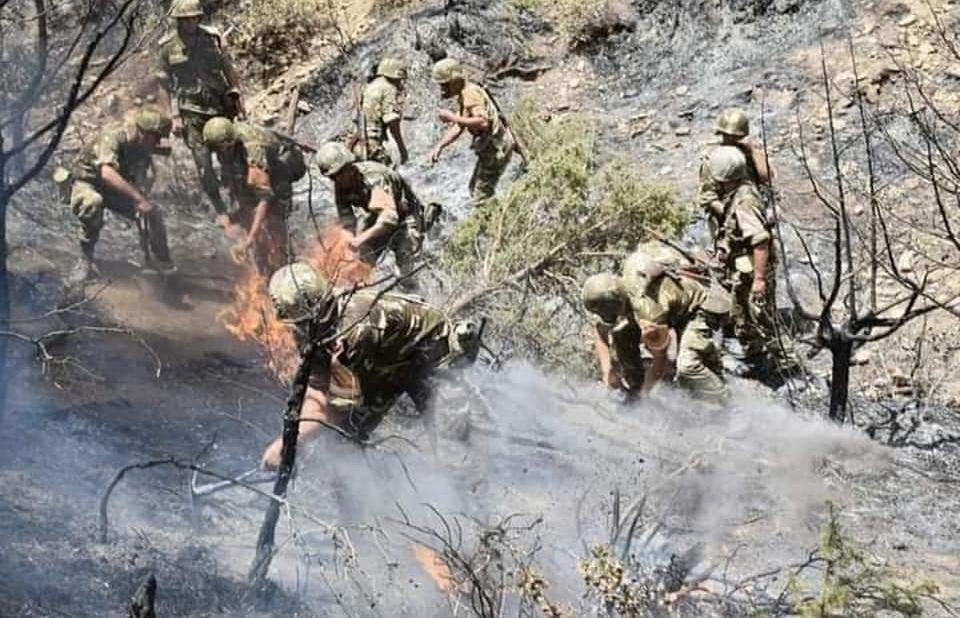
xmin=0 ymin=159 xmax=9 ymax=421
xmin=828 ymin=337 xmax=853 ymax=424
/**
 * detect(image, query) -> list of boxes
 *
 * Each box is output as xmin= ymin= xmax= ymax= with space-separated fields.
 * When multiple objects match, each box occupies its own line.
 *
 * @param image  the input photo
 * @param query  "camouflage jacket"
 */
xmin=362 ymin=76 xmax=402 ymax=145
xmin=718 ymin=182 xmax=772 ymax=274
xmin=157 ymin=25 xmax=233 ymax=116
xmin=459 ymin=81 xmax=510 ymax=154
xmin=334 ymin=161 xmax=420 ymax=231
xmin=307 ymin=291 xmax=450 ymax=400
xmin=628 ymin=272 xmax=708 ymax=334
xmin=696 ymin=141 xmax=762 ymax=219
xmin=220 ymin=122 xmax=287 ymax=205
xmin=72 ymin=123 xmax=154 ymax=189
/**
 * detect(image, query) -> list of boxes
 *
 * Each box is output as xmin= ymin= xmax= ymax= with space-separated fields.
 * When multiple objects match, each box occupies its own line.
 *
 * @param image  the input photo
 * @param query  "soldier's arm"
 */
xmin=639 ymin=322 xmax=671 ymax=394
xmin=735 ymin=198 xmax=773 ymax=293
xmin=381 ymin=86 xmax=408 ymax=162
xmin=697 ymin=161 xmax=724 ymax=218
xmin=260 ymin=385 xmax=333 ymax=470
xmin=238 ymin=167 xmax=273 ymax=247
xmin=751 ymin=241 xmax=771 ymax=295
xmin=100 ymin=165 xmax=150 ymax=210
xmin=353 ymin=185 xmax=399 ymax=247
xmin=215 ymin=31 xmax=245 ymax=117
xmin=430 ymin=124 xmax=464 ymax=163
xmin=592 ymin=324 xmax=619 ymax=388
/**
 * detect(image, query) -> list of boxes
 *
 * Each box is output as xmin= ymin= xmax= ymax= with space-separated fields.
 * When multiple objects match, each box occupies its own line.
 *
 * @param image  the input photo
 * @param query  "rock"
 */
xmin=675 ymin=85 xmax=689 ymax=96
xmin=851 ymin=204 xmax=865 ymax=216
xmin=851 ymin=350 xmax=870 ymax=365
xmin=297 ymin=100 xmax=312 ymax=113
xmin=898 ymin=14 xmax=917 ymax=27
xmin=658 ymin=165 xmax=673 ymax=176
xmin=674 ymin=126 xmax=690 ymax=136
xmin=897 ymin=250 xmax=916 ymax=273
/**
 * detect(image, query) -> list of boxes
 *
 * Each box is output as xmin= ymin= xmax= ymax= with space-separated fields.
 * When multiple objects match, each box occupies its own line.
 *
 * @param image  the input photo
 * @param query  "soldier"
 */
xmin=259 ymin=262 xmax=481 ymax=469
xmin=582 ymin=272 xmax=647 ymax=396
xmin=582 ymin=241 xmax=729 ymax=402
xmin=64 ymin=106 xmax=175 ymax=285
xmin=429 ymin=57 xmax=517 ymax=208
xmin=202 ymin=116 xmax=306 ymax=275
xmin=156 ymin=0 xmax=245 ymax=214
xmin=315 ymin=141 xmax=425 ymax=285
xmin=706 ymin=145 xmax=800 ymax=386
xmin=348 ymin=56 xmax=409 ymax=166
xmin=698 ymin=107 xmax=771 ymax=239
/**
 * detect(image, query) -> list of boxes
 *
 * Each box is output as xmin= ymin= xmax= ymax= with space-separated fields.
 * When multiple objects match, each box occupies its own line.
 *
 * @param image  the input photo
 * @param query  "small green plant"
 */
xmin=791 ymin=503 xmax=941 ymax=617
xmin=443 ymin=98 xmax=687 ymax=372
xmin=227 ymin=0 xmax=324 ymax=83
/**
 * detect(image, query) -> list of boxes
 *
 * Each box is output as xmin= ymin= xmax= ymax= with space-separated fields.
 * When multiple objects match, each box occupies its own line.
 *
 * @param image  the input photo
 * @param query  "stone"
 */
xmin=897 ymin=250 xmax=916 ymax=273
xmin=674 ymin=126 xmax=691 ymax=136
xmin=898 ymin=14 xmax=917 ymax=27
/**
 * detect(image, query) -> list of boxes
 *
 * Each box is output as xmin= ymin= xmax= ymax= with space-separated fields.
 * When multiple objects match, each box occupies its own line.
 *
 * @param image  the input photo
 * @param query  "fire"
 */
xmin=218 ymin=226 xmax=373 ymax=383
xmin=413 ymin=543 xmax=456 ymax=593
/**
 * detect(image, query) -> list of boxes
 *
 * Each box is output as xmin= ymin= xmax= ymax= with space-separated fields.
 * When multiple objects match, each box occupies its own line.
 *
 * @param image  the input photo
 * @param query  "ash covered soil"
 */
xmin=2 ymin=0 xmax=960 ymax=615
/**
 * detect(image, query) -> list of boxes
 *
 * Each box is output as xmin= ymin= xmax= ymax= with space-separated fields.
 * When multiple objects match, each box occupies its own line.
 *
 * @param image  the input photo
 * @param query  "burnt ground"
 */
xmin=2 ymin=0 xmax=960 ymax=615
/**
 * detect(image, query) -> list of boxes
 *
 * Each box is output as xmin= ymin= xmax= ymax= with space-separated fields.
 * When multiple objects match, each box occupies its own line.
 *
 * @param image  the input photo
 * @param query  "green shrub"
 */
xmin=227 ymin=0 xmax=323 ymax=84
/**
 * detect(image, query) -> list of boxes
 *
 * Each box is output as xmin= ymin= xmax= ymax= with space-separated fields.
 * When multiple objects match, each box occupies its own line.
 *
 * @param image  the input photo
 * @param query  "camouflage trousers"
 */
xmin=469 ymin=132 xmax=515 ymax=208
xmin=70 ymin=180 xmax=170 ymax=261
xmin=361 ymin=137 xmax=393 ymax=168
xmin=182 ymin=110 xmax=229 ymax=213
xmin=676 ymin=312 xmax=728 ymax=402
xmin=729 ymin=269 xmax=801 ymax=387
xmin=358 ymin=215 xmax=423 ymax=280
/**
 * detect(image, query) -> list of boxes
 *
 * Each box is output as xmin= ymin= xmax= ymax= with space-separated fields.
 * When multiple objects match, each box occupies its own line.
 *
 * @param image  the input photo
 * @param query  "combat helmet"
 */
xmin=377 ymin=57 xmax=407 ymax=81
xmin=431 ymin=58 xmax=464 ymax=84
xmin=582 ymin=273 xmax=626 ymax=323
xmin=268 ymin=262 xmax=330 ymax=324
xmin=170 ymin=0 xmax=204 ymax=18
xmin=202 ymin=117 xmax=237 ymax=148
xmin=134 ymin=105 xmax=173 ymax=137
xmin=706 ymin=145 xmax=747 ymax=183
xmin=715 ymin=107 xmax=750 ymax=138
xmin=315 ymin=141 xmax=356 ymax=177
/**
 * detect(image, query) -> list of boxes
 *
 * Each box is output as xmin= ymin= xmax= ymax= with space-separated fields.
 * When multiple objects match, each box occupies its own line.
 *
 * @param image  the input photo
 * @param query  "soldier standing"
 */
xmin=428 ymin=58 xmax=517 ymax=208
xmin=156 ymin=0 xmax=245 ymax=215
xmin=348 ymin=57 xmax=409 ymax=166
xmin=259 ymin=262 xmax=480 ymax=469
xmin=705 ymin=145 xmax=800 ymax=387
xmin=315 ymin=142 xmax=425 ymax=285
xmin=697 ymin=108 xmax=771 ymax=238
xmin=201 ymin=117 xmax=306 ymax=276
xmin=64 ymin=107 xmax=175 ymax=285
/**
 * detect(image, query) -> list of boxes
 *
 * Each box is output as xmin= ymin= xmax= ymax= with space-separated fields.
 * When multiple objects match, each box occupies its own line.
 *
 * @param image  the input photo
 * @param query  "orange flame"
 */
xmin=218 ymin=226 xmax=373 ymax=383
xmin=413 ymin=543 xmax=456 ymax=593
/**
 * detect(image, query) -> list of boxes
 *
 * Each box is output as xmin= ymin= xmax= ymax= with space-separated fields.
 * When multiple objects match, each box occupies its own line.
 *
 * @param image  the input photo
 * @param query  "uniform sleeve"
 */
xmin=460 ymin=85 xmax=490 ymax=120
xmin=734 ymin=194 xmax=771 ymax=246
xmin=697 ymin=159 xmax=720 ymax=213
xmin=154 ymin=47 xmax=172 ymax=88
xmin=338 ymin=321 xmax=382 ymax=371
xmin=367 ymin=185 xmax=400 ymax=227
xmin=94 ymin=131 xmax=124 ymax=170
xmin=379 ymin=84 xmax=401 ymax=125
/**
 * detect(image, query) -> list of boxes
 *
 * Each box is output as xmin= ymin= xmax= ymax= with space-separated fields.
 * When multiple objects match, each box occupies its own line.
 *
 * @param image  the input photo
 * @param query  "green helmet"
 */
xmin=706 ymin=145 xmax=747 ymax=183
xmin=134 ymin=105 xmax=172 ymax=137
xmin=170 ymin=0 xmax=204 ymax=18
xmin=431 ymin=58 xmax=463 ymax=84
xmin=715 ymin=107 xmax=750 ymax=138
xmin=202 ymin=117 xmax=237 ymax=148
xmin=315 ymin=141 xmax=356 ymax=177
xmin=377 ymin=57 xmax=407 ymax=81
xmin=268 ymin=262 xmax=330 ymax=323
xmin=582 ymin=273 xmax=626 ymax=322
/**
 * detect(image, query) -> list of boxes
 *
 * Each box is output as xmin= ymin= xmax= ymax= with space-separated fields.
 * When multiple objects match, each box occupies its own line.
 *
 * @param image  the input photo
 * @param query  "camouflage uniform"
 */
xmin=623 ymin=262 xmax=728 ymax=402
xmin=217 ymin=122 xmax=297 ymax=275
xmin=458 ymin=82 xmax=515 ymax=208
xmin=697 ymin=142 xmax=764 ymax=242
xmin=355 ymin=76 xmax=403 ymax=166
xmin=69 ymin=124 xmax=170 ymax=263
xmin=334 ymin=160 xmax=424 ymax=278
xmin=718 ymin=182 xmax=800 ymax=383
xmin=591 ymin=311 xmax=646 ymax=393
xmin=306 ymin=291 xmax=455 ymax=438
xmin=156 ymin=24 xmax=238 ymax=213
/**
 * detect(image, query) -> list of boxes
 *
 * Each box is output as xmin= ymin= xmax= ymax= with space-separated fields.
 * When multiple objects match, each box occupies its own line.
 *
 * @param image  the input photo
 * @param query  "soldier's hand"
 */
xmin=230 ymin=238 xmax=252 ymax=264
xmin=429 ymin=147 xmax=442 ymax=165
xmin=260 ymin=438 xmax=282 ymax=471
xmin=135 ymin=199 xmax=154 ymax=214
xmin=751 ymin=278 xmax=767 ymax=298
xmin=215 ymin=214 xmax=231 ymax=230
xmin=437 ymin=109 xmax=457 ymax=124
